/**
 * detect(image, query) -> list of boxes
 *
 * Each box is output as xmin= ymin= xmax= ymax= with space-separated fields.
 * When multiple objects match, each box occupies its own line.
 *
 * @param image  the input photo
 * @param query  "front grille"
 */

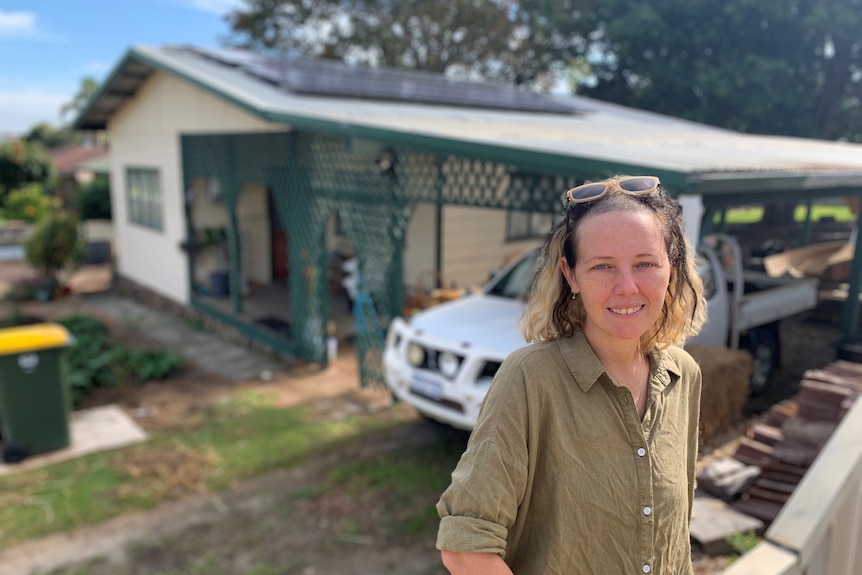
xmin=410 ymin=389 xmax=465 ymax=413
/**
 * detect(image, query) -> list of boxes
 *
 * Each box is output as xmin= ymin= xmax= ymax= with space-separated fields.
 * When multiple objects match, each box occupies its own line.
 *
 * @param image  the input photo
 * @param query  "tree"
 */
xmin=223 ymin=0 xmax=579 ymax=86
xmin=60 ymin=76 xmax=99 ymax=122
xmin=0 ymin=140 xmax=57 ymax=202
xmin=24 ymin=122 xmax=84 ymax=149
xmin=24 ymin=209 xmax=84 ymax=285
xmin=574 ymin=0 xmax=862 ymax=141
xmin=223 ymin=0 xmax=862 ymax=141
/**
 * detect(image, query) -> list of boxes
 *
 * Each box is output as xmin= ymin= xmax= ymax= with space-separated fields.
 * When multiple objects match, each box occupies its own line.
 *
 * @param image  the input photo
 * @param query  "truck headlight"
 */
xmin=438 ymin=351 xmax=461 ymax=378
xmin=407 ymin=343 xmax=425 ymax=367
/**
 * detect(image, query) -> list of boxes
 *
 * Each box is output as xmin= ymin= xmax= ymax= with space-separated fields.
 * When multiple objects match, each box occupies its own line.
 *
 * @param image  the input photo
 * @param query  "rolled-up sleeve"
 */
xmin=436 ymin=358 xmax=530 ymax=558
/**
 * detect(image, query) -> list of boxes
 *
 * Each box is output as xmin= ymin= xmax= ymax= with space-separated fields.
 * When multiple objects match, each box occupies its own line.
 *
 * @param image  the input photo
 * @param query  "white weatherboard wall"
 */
xmin=403 ymin=202 xmax=437 ymax=289
xmin=441 ymin=205 xmax=541 ymax=290
xmin=108 ymin=71 xmax=286 ymax=304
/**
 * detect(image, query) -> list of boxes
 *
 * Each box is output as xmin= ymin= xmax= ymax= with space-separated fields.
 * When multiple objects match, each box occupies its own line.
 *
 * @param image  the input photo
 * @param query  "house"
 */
xmin=73 ymin=44 xmax=862 ymax=383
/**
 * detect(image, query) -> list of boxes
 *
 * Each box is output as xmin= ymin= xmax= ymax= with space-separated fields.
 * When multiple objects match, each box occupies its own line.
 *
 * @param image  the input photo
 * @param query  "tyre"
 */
xmin=744 ymin=324 xmax=780 ymax=395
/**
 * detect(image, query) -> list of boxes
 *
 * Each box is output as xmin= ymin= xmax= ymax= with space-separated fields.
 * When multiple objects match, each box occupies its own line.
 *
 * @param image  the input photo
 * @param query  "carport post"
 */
xmin=841 ymin=214 xmax=862 ymax=335
xmin=800 ymin=198 xmax=813 ymax=246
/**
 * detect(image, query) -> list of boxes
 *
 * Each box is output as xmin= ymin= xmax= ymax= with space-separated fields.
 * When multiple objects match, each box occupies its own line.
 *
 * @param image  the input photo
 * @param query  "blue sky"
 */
xmin=0 ymin=0 xmax=241 ymax=137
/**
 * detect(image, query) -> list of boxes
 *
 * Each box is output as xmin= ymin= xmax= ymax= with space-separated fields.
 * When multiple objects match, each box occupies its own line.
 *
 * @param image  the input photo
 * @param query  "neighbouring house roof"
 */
xmin=76 ymin=154 xmax=111 ymax=175
xmin=73 ymin=44 xmax=862 ymax=200
xmin=49 ymin=145 xmax=109 ymax=176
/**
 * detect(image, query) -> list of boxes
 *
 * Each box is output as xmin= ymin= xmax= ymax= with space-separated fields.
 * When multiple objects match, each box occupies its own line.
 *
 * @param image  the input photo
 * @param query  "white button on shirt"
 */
xmin=637 ymin=447 xmax=646 ymax=457
xmin=643 ymin=506 xmax=652 ymax=516
xmin=642 ymin=564 xmax=651 ymax=573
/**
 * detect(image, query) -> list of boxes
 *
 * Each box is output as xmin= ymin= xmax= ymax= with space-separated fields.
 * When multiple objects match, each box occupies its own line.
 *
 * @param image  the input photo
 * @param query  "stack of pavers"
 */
xmin=699 ymin=360 xmax=861 ymax=526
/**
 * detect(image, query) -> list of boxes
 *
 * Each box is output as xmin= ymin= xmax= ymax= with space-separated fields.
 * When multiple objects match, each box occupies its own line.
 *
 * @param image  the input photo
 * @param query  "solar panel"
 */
xmin=191 ymin=45 xmax=579 ymax=115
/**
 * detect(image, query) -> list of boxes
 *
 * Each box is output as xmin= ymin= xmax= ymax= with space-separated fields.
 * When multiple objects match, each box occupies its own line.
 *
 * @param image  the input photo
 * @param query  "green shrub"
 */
xmin=112 ymin=346 xmax=183 ymax=383
xmin=76 ymin=178 xmax=111 ymax=220
xmin=2 ymin=182 xmax=60 ymax=222
xmin=57 ymin=315 xmax=115 ymax=405
xmin=57 ymin=315 xmax=183 ymax=406
xmin=726 ymin=530 xmax=761 ymax=557
xmin=24 ymin=209 xmax=84 ymax=282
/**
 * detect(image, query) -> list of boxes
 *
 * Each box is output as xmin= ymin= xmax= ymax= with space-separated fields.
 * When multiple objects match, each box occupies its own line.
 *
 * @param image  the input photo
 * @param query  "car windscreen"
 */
xmin=486 ymin=251 xmax=540 ymax=300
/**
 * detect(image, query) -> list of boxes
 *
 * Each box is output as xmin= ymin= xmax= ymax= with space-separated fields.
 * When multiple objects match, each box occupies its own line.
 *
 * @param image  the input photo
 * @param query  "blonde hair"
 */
xmin=520 ymin=178 xmax=706 ymax=352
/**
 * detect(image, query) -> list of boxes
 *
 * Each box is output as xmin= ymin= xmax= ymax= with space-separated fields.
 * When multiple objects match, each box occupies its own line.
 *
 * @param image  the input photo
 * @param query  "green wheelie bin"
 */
xmin=0 ymin=323 xmax=73 ymax=464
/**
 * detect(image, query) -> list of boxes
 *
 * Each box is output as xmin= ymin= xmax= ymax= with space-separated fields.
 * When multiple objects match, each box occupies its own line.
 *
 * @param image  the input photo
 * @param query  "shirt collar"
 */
xmin=556 ymin=329 xmax=682 ymax=393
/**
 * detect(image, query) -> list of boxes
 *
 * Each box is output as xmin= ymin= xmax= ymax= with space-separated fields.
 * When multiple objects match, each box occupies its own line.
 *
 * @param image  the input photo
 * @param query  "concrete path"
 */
xmin=81 ymin=293 xmax=285 ymax=382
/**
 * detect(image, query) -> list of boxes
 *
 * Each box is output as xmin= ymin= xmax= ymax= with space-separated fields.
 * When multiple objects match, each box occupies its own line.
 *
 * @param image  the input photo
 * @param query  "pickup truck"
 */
xmin=382 ymin=234 xmax=819 ymax=430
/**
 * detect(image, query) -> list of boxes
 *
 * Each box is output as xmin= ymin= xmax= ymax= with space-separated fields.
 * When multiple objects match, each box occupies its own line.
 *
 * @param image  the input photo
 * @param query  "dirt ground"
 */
xmin=0 ymin=262 xmax=846 ymax=575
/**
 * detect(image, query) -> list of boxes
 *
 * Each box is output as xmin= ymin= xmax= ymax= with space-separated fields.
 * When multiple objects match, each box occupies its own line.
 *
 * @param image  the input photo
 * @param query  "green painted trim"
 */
xmin=181 ymin=141 xmax=195 ymax=302
xmin=190 ymin=298 xmax=300 ymax=356
xmin=435 ymin=202 xmax=443 ymax=286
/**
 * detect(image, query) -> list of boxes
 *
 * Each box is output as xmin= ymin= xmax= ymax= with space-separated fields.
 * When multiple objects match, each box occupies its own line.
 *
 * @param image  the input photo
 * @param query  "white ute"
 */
xmin=383 ymin=234 xmax=819 ymax=430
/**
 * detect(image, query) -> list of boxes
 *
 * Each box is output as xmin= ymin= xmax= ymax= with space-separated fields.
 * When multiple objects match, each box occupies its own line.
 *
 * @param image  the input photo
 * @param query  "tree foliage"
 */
xmin=76 ymin=177 xmax=112 ymax=221
xmin=577 ymin=0 xmax=862 ymax=141
xmin=24 ymin=209 xmax=84 ymax=282
xmin=223 ymin=0 xmax=578 ymax=86
xmin=23 ymin=122 xmax=84 ymax=150
xmin=2 ymin=183 xmax=60 ymax=223
xmin=60 ymin=76 xmax=100 ymax=122
xmin=223 ymin=0 xmax=862 ymax=140
xmin=0 ymin=140 xmax=57 ymax=202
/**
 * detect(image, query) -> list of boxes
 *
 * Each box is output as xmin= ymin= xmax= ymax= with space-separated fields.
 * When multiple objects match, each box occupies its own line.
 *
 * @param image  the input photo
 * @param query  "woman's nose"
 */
xmin=614 ymin=270 xmax=639 ymax=295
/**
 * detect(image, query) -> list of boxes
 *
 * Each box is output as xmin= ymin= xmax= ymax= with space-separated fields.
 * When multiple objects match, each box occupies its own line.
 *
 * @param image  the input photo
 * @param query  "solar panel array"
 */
xmin=191 ymin=46 xmax=580 ymax=115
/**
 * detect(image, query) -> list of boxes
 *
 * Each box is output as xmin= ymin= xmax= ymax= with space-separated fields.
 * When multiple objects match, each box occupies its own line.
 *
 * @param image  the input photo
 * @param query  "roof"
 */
xmin=48 ymin=145 xmax=109 ymax=175
xmin=74 ymin=44 xmax=862 ymax=199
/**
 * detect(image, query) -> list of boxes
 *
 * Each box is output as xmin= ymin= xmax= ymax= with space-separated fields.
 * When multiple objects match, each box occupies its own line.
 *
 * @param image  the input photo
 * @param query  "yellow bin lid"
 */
xmin=0 ymin=323 xmax=71 ymax=355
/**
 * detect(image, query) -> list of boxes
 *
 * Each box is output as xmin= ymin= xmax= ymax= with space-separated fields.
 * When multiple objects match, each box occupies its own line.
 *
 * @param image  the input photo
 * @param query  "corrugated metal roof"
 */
xmin=74 ymin=44 xmax=862 ymax=196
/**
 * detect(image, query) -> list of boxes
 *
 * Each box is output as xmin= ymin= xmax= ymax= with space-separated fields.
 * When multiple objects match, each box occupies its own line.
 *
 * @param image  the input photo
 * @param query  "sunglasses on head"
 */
xmin=566 ymin=176 xmax=661 ymax=205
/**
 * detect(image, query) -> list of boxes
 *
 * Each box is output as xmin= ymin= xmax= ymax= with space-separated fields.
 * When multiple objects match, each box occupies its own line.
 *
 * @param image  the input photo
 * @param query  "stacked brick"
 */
xmin=699 ymin=360 xmax=861 ymax=525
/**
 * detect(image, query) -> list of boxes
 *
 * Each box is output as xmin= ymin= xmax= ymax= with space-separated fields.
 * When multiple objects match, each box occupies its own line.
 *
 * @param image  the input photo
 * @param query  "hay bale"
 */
xmin=686 ymin=344 xmax=752 ymax=443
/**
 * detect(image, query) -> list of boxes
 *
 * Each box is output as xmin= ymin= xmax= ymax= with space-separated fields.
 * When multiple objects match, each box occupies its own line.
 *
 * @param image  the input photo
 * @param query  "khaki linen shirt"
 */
xmin=437 ymin=329 xmax=702 ymax=575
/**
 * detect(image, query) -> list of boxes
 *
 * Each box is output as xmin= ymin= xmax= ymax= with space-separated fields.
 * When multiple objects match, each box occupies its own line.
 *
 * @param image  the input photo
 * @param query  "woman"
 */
xmin=436 ymin=175 xmax=706 ymax=575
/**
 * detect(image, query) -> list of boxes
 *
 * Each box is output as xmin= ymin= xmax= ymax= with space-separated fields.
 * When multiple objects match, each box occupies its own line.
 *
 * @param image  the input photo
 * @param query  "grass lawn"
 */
xmin=0 ymin=388 xmax=441 ymax=551
xmin=718 ymin=203 xmax=856 ymax=225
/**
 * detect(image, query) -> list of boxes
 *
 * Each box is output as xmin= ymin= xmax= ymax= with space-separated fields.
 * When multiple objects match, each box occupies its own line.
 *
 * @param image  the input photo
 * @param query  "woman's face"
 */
xmin=560 ymin=209 xmax=671 ymax=348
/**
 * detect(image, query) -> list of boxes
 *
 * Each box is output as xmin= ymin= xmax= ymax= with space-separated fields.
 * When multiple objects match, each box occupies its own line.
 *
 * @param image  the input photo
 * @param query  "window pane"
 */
xmin=530 ymin=212 xmax=554 ymax=237
xmin=507 ymin=211 xmax=530 ymax=240
xmin=127 ymin=168 xmax=162 ymax=230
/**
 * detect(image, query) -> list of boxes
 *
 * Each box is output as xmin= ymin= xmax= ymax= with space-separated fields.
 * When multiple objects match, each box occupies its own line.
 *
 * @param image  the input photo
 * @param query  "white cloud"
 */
xmin=188 ymin=0 xmax=242 ymax=16
xmin=0 ymin=90 xmax=68 ymax=135
xmin=0 ymin=9 xmax=36 ymax=37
